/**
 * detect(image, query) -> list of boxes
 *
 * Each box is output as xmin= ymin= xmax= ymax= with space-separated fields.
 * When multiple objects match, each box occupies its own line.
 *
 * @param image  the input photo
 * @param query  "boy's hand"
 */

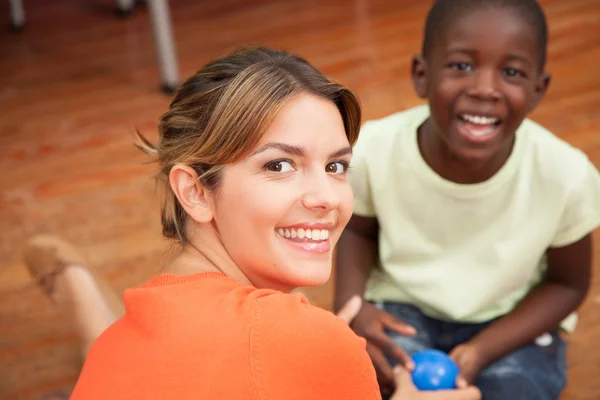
xmin=350 ymin=302 xmax=417 ymax=392
xmin=390 ymin=366 xmax=482 ymax=400
xmin=449 ymin=343 xmax=486 ymax=387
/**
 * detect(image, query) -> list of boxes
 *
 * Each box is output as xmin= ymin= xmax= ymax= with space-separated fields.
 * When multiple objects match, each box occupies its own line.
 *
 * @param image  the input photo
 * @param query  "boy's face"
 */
xmin=412 ymin=8 xmax=550 ymax=163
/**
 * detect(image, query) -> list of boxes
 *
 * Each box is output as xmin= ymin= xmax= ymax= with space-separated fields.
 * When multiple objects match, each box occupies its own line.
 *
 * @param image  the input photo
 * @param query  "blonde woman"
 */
xmin=25 ymin=47 xmax=480 ymax=400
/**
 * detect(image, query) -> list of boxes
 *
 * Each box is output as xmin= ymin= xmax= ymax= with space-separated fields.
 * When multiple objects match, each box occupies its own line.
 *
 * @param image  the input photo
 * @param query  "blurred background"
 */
xmin=1 ymin=0 xmax=599 ymax=399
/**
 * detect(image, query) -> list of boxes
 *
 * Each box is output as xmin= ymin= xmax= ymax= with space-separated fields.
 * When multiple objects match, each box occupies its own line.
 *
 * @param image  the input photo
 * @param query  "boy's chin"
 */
xmin=448 ymin=136 xmax=515 ymax=166
xmin=450 ymin=148 xmax=501 ymax=165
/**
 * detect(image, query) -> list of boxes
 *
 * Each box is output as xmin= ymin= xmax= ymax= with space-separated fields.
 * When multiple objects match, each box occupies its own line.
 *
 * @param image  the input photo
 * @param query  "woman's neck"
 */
xmin=162 ymin=225 xmax=253 ymax=287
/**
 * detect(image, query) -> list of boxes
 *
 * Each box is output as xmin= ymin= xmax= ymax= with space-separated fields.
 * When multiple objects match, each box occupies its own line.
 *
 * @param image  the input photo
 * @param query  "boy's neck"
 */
xmin=417 ymin=119 xmax=515 ymax=184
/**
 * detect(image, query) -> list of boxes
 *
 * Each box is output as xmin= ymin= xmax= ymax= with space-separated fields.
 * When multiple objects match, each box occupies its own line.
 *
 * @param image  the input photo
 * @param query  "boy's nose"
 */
xmin=467 ymin=69 xmax=502 ymax=101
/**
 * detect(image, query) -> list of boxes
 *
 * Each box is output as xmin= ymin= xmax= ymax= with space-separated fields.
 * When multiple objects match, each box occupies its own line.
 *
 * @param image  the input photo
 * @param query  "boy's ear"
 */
xmin=169 ymin=164 xmax=214 ymax=224
xmin=529 ymin=71 xmax=551 ymax=112
xmin=411 ymin=55 xmax=428 ymax=99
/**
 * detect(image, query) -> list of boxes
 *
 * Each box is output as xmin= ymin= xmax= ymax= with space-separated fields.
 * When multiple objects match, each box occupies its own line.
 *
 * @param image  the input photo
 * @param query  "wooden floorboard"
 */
xmin=1 ymin=0 xmax=599 ymax=398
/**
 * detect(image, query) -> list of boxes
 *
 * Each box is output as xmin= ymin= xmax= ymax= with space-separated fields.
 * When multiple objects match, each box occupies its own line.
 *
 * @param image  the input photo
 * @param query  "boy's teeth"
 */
xmin=276 ymin=228 xmax=330 ymax=242
xmin=467 ymin=126 xmax=496 ymax=137
xmin=462 ymin=114 xmax=499 ymax=125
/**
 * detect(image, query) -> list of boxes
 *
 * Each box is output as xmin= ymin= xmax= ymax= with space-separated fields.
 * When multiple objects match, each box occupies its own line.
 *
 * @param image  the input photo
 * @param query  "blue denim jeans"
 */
xmin=378 ymin=302 xmax=567 ymax=400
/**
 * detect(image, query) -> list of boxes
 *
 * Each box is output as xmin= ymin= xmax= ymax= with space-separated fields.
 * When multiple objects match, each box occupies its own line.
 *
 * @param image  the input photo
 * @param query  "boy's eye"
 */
xmin=448 ymin=62 xmax=473 ymax=72
xmin=326 ymin=161 xmax=349 ymax=175
xmin=266 ymin=160 xmax=295 ymax=173
xmin=504 ymin=68 xmax=527 ymax=78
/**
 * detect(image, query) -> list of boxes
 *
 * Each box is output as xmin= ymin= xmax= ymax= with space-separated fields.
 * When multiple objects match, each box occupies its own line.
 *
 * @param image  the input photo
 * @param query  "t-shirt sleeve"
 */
xmin=349 ymin=122 xmax=377 ymax=217
xmin=551 ymin=157 xmax=600 ymax=247
xmin=250 ymin=293 xmax=381 ymax=400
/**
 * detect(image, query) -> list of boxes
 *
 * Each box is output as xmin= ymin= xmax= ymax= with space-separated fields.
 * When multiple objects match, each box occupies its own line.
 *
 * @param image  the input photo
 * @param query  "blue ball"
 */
xmin=410 ymin=349 xmax=460 ymax=391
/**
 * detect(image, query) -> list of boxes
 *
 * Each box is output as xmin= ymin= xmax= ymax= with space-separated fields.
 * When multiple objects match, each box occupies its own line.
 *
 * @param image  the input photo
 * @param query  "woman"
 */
xmin=25 ymin=47 xmax=480 ymax=400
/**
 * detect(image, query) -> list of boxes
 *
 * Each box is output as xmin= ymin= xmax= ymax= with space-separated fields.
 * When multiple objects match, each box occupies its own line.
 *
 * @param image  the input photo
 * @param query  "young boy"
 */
xmin=334 ymin=1 xmax=600 ymax=399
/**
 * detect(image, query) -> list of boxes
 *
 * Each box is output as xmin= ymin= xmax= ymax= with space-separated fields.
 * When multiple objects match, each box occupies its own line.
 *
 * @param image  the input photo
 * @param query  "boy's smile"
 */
xmin=412 ymin=7 xmax=550 ymax=182
xmin=457 ymin=112 xmax=502 ymax=144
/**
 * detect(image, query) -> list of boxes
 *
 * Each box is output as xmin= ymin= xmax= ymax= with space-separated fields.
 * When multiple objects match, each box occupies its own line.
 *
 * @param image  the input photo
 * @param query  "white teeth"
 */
xmin=469 ymin=127 xmax=495 ymax=137
xmin=462 ymin=114 xmax=499 ymax=125
xmin=276 ymin=227 xmax=330 ymax=242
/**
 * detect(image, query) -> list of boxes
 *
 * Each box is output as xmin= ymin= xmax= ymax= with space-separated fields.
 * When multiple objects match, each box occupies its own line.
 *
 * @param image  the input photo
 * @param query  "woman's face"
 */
xmin=211 ymin=93 xmax=354 ymax=292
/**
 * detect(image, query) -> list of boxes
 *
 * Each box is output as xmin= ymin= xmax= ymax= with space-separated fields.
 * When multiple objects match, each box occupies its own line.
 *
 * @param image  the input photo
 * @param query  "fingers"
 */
xmin=366 ymin=343 xmax=395 ymax=390
xmin=369 ymin=330 xmax=415 ymax=370
xmin=390 ymin=366 xmax=481 ymax=400
xmin=459 ymin=386 xmax=482 ymax=400
xmin=456 ymin=374 xmax=469 ymax=389
xmin=392 ymin=365 xmax=416 ymax=390
xmin=435 ymin=386 xmax=482 ymax=400
xmin=388 ymin=366 xmax=417 ymax=400
xmin=381 ymin=312 xmax=417 ymax=336
xmin=336 ymin=295 xmax=362 ymax=324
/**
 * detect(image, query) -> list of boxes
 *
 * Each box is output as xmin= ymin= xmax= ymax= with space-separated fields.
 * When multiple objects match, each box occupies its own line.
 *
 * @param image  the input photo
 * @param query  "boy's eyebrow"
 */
xmin=446 ymin=48 xmax=534 ymax=67
xmin=505 ymin=54 xmax=534 ymax=67
xmin=251 ymin=142 xmax=352 ymax=158
xmin=446 ymin=48 xmax=477 ymax=56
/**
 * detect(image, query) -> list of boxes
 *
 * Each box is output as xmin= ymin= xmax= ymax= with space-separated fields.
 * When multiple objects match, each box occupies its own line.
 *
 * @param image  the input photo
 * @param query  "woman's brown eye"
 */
xmin=268 ymin=162 xmax=282 ymax=172
xmin=266 ymin=160 xmax=294 ymax=173
xmin=326 ymin=162 xmax=347 ymax=175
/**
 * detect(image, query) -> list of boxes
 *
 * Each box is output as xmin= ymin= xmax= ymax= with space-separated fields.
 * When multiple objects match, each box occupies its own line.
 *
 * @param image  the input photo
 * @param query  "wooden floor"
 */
xmin=1 ymin=0 xmax=599 ymax=398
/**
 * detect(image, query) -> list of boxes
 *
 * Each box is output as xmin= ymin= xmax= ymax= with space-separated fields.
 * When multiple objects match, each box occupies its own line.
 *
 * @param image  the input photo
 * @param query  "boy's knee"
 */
xmin=476 ymin=370 xmax=550 ymax=400
xmin=476 ymin=352 xmax=565 ymax=400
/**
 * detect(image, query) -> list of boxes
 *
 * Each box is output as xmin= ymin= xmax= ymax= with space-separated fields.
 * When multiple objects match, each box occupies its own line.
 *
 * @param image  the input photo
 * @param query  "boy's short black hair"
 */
xmin=422 ymin=0 xmax=548 ymax=70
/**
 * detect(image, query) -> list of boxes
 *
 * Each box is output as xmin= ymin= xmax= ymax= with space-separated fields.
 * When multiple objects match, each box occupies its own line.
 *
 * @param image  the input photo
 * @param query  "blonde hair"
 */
xmin=136 ymin=47 xmax=362 ymax=243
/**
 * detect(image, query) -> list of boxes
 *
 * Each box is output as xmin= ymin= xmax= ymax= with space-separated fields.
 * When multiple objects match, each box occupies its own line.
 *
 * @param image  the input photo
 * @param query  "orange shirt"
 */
xmin=70 ymin=272 xmax=381 ymax=399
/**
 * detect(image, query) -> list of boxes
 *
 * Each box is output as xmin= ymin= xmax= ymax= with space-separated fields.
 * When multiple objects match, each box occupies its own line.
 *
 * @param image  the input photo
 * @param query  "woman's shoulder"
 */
xmin=248 ymin=291 xmax=380 ymax=398
xmin=249 ymin=290 xmax=368 ymax=361
xmin=250 ymin=290 xmax=348 ymax=331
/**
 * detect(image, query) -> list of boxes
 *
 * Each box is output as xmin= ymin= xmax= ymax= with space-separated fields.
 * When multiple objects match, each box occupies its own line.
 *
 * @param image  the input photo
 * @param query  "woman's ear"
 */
xmin=169 ymin=164 xmax=214 ymax=224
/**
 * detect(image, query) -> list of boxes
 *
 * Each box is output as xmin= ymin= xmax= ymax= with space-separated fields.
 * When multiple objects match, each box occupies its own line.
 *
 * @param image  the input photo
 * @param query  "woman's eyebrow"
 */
xmin=251 ymin=143 xmax=352 ymax=158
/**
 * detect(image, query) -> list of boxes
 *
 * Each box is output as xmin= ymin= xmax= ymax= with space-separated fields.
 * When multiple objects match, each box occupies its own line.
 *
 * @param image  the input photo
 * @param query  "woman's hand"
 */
xmin=336 ymin=295 xmax=364 ymax=324
xmin=390 ymin=366 xmax=482 ymax=400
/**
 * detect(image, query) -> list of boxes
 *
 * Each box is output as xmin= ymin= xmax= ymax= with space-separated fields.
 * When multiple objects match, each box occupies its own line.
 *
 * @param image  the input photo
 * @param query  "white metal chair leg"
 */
xmin=9 ymin=0 xmax=26 ymax=29
xmin=115 ymin=0 xmax=135 ymax=16
xmin=147 ymin=0 xmax=180 ymax=93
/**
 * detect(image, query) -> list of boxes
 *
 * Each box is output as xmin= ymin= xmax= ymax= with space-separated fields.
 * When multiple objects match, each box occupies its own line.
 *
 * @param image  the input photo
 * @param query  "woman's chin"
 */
xmin=287 ymin=265 xmax=332 ymax=288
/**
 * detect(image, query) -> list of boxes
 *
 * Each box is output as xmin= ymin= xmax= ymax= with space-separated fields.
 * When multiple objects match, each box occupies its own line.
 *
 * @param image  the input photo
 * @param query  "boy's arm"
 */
xmin=333 ymin=214 xmax=379 ymax=312
xmin=451 ymin=234 xmax=592 ymax=385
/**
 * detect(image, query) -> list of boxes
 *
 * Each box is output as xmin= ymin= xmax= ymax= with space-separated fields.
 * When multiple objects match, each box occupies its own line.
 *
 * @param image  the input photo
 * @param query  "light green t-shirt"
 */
xmin=349 ymin=105 xmax=600 ymax=331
